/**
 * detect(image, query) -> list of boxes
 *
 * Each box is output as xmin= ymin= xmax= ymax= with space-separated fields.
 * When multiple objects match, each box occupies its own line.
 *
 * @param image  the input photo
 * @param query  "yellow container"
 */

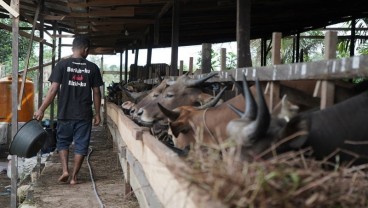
xmin=0 ymin=76 xmax=34 ymax=122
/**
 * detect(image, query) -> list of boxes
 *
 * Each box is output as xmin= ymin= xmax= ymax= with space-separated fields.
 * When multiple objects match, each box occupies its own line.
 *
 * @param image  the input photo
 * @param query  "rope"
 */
xmin=87 ymin=147 xmax=105 ymax=208
xmin=203 ymin=108 xmax=217 ymax=142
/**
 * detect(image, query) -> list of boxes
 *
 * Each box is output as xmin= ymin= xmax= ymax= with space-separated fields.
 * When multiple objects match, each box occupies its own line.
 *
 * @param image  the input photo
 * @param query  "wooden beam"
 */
xmin=215 ymin=55 xmax=368 ymax=82
xmin=0 ymin=22 xmax=49 ymax=44
xmin=68 ymin=0 xmax=140 ymax=7
xmin=237 ymin=0 xmax=251 ymax=68
xmin=10 ymin=0 xmax=19 ymax=206
xmin=0 ymin=0 xmax=19 ymax=17
xmin=103 ymin=70 xmax=126 ymax=75
xmin=91 ymin=19 xmax=155 ymax=25
xmin=154 ymin=1 xmax=172 ymax=45
xmin=221 ymin=48 xmax=226 ymax=71
xmin=44 ymin=7 xmax=135 ymax=20
xmin=19 ymin=2 xmax=41 ymax=110
xmin=70 ymin=8 xmax=135 ymax=17
xmin=170 ymin=0 xmax=179 ymax=76
xmin=320 ymin=31 xmax=337 ymax=109
xmin=201 ymin=43 xmax=211 ymax=74
xmin=269 ymin=32 xmax=281 ymax=111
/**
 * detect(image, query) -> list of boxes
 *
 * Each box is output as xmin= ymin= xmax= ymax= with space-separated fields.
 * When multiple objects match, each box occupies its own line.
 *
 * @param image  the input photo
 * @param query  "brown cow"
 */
xmin=122 ymin=78 xmax=170 ymax=120
xmin=158 ymin=74 xmax=298 ymax=150
xmin=136 ymin=72 xmax=219 ymax=126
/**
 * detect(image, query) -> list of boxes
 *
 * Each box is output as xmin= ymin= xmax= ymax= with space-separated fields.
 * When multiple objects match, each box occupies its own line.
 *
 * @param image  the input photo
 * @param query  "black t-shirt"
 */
xmin=49 ymin=57 xmax=103 ymax=120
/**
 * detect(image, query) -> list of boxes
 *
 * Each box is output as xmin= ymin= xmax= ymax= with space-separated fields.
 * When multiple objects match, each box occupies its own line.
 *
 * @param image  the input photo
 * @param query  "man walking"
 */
xmin=34 ymin=36 xmax=103 ymax=185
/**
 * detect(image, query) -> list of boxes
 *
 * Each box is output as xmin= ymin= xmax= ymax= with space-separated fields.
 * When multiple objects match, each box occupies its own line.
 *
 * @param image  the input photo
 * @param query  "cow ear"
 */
xmin=169 ymin=122 xmax=190 ymax=138
xmin=280 ymin=114 xmax=310 ymax=149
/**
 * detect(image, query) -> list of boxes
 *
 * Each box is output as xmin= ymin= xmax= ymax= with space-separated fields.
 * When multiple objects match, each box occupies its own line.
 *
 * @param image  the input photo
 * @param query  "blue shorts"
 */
xmin=56 ymin=119 xmax=92 ymax=156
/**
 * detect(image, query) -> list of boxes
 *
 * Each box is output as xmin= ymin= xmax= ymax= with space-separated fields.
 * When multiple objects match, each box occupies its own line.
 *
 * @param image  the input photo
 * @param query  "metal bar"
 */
xmin=18 ymin=2 xmax=41 ymax=109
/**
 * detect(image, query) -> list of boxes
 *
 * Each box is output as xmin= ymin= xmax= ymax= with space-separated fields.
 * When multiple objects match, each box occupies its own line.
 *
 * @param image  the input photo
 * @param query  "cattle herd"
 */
xmin=108 ymin=72 xmax=368 ymax=167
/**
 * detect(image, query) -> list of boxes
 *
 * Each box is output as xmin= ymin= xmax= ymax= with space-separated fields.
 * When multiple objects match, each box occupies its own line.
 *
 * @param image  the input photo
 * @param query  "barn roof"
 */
xmin=1 ymin=0 xmax=368 ymax=54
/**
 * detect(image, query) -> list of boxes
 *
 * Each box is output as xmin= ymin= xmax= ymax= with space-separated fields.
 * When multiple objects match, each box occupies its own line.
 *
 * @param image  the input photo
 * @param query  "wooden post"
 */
xmin=165 ymin=65 xmax=170 ymax=77
xmin=148 ymin=66 xmax=152 ymax=79
xmin=134 ymin=48 xmax=139 ymax=66
xmin=119 ymin=52 xmax=123 ymax=83
xmin=261 ymin=38 xmax=267 ymax=66
xmin=38 ymin=2 xmax=44 ymax=110
xmin=10 ymin=0 xmax=19 ymax=206
xmin=201 ymin=43 xmax=211 ymax=74
xmin=100 ymin=55 xmax=104 ymax=75
xmin=220 ymin=48 xmax=226 ymax=71
xmin=125 ymin=49 xmax=128 ymax=82
xmin=50 ymin=22 xmax=56 ymax=130
xmin=320 ymin=31 xmax=337 ymax=109
xmin=237 ymin=0 xmax=252 ymax=68
xmin=170 ymin=0 xmax=179 ymax=76
xmin=147 ymin=44 xmax=152 ymax=66
xmin=18 ymin=2 xmax=41 ymax=109
xmin=189 ymin=57 xmax=193 ymax=74
xmin=179 ymin=60 xmax=183 ymax=75
xmin=350 ymin=17 xmax=356 ymax=57
xmin=269 ymin=32 xmax=281 ymax=111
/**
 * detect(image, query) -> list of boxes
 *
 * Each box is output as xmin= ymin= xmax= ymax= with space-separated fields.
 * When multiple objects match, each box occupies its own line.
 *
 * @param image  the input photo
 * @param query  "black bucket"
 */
xmin=9 ymin=119 xmax=48 ymax=158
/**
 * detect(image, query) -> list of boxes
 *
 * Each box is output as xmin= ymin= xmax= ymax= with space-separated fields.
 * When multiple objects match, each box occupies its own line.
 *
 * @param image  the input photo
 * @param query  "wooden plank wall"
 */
xmin=106 ymin=103 xmax=224 ymax=208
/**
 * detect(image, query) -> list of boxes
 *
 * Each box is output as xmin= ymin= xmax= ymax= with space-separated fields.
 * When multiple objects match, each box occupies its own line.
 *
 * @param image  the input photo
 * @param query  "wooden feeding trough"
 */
xmin=106 ymin=103 xmax=224 ymax=208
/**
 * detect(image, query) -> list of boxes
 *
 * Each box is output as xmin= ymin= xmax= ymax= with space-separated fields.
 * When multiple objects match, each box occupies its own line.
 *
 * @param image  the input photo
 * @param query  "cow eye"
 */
xmin=166 ymin=93 xmax=174 ymax=98
xmin=153 ymin=93 xmax=159 ymax=97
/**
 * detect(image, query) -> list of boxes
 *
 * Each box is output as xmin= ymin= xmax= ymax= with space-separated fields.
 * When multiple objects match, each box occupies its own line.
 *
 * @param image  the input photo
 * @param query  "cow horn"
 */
xmin=156 ymin=71 xmax=163 ymax=83
xmin=227 ymin=103 xmax=244 ymax=117
xmin=157 ymin=103 xmax=180 ymax=121
xmin=251 ymin=78 xmax=270 ymax=139
xmin=196 ymin=86 xmax=227 ymax=110
xmin=229 ymin=74 xmax=243 ymax=94
xmin=184 ymin=72 xmax=218 ymax=87
xmin=242 ymin=73 xmax=257 ymax=120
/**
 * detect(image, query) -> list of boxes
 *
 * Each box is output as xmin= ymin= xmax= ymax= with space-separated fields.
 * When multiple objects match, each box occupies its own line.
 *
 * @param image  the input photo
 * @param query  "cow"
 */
xmin=122 ymin=78 xmax=170 ymax=121
xmin=158 ymin=86 xmax=228 ymax=149
xmin=158 ymin=74 xmax=299 ymax=151
xmin=136 ymin=72 xmax=219 ymax=126
xmin=227 ymin=75 xmax=368 ymax=166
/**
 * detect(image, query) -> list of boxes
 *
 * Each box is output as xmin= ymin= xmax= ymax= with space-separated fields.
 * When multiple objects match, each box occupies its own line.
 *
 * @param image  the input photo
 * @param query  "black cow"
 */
xmin=227 ymin=76 xmax=368 ymax=166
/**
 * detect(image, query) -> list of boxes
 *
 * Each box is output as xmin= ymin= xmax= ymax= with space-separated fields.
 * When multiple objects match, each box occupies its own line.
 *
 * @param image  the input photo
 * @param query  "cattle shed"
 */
xmin=2 ymin=0 xmax=368 ymax=207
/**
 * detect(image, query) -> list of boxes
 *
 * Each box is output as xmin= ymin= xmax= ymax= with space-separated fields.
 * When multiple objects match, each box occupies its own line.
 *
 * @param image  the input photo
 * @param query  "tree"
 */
xmin=0 ymin=19 xmax=37 ymax=77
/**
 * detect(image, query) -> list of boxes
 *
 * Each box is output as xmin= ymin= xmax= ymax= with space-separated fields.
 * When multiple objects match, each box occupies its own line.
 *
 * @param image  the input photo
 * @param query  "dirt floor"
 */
xmin=0 ymin=125 xmax=139 ymax=208
xmin=0 ymin=144 xmax=11 ymax=207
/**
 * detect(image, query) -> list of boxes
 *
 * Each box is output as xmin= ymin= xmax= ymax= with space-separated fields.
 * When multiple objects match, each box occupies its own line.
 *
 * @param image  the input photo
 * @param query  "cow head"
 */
xmin=136 ymin=72 xmax=219 ymax=126
xmin=158 ymin=86 xmax=227 ymax=149
xmin=127 ymin=78 xmax=170 ymax=121
xmin=226 ymin=74 xmax=305 ymax=162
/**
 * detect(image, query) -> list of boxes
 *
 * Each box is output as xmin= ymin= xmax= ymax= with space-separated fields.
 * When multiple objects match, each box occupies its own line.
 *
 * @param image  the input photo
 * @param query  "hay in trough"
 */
xmin=174 ymin=141 xmax=368 ymax=208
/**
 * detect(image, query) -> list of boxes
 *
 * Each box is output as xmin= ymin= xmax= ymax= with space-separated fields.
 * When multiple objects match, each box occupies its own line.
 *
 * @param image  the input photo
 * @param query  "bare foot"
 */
xmin=58 ymin=173 xmax=69 ymax=183
xmin=70 ymin=176 xmax=78 ymax=185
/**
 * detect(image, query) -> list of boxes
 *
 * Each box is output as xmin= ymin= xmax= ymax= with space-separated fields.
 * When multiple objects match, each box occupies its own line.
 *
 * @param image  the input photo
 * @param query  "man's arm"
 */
xmin=92 ymin=86 xmax=102 ymax=126
xmin=34 ymin=82 xmax=60 ymax=121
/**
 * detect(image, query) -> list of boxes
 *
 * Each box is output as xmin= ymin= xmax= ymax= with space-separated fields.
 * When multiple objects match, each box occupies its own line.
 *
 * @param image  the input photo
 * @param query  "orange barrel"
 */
xmin=0 ymin=75 xmax=34 ymax=123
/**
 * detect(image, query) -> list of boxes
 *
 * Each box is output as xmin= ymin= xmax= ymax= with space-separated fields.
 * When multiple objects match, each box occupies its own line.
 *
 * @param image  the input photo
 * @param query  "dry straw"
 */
xmin=171 ymin=133 xmax=368 ymax=208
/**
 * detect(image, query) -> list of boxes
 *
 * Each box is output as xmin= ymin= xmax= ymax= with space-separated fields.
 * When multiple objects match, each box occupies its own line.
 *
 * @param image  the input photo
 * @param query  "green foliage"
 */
xmin=0 ymin=19 xmax=38 ymax=77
